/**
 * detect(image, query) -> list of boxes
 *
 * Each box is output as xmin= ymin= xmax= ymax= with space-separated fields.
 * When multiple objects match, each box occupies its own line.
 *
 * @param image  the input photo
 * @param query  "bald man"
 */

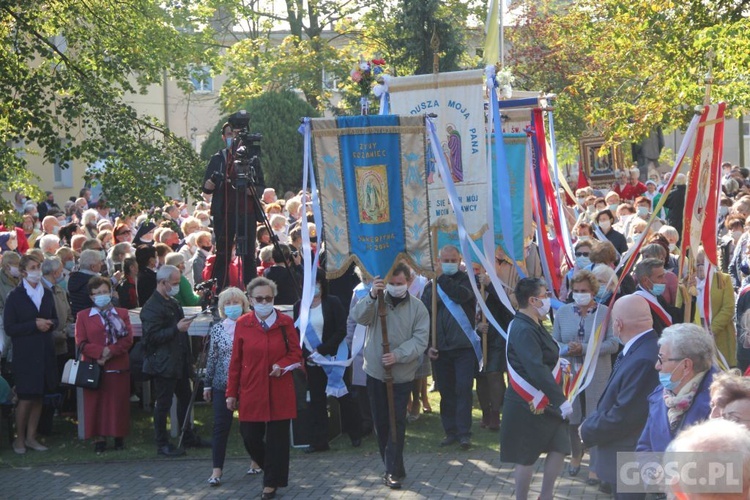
xmin=580 ymin=295 xmax=660 ymax=498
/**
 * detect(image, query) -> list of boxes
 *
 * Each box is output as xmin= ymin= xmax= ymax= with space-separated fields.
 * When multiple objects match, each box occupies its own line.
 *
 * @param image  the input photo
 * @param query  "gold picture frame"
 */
xmin=579 ymin=136 xmax=624 ymax=188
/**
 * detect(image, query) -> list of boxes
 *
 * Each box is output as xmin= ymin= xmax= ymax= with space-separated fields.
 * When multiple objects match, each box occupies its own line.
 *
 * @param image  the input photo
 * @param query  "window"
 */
xmin=322 ymin=69 xmax=339 ymax=92
xmin=743 ymin=121 xmax=749 ymax=137
xmin=54 ymin=156 xmax=73 ymax=188
xmin=190 ymin=66 xmax=213 ymax=93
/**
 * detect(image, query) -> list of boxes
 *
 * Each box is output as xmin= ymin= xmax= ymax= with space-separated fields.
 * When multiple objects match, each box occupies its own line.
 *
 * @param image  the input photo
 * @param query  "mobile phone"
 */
xmin=114 ymin=263 xmax=122 ymax=273
xmin=185 ymin=313 xmax=200 ymax=321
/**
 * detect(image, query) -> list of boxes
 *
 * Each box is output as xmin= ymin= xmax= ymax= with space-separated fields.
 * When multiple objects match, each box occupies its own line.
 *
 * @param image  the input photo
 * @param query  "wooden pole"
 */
xmin=377 ymin=290 xmax=398 ymax=444
xmin=481 ymin=281 xmax=488 ymax=367
xmin=431 ymin=227 xmax=439 ymax=349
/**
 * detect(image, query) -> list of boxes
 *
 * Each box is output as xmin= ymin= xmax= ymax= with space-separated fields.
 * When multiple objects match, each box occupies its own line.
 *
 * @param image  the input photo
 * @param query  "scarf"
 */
xmin=663 ymin=370 xmax=707 ymax=432
xmin=98 ymin=307 xmax=128 ymax=346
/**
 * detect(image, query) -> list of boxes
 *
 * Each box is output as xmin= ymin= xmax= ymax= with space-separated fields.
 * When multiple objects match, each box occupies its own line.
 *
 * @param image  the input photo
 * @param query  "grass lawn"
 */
xmin=0 ymin=376 xmax=503 ymax=467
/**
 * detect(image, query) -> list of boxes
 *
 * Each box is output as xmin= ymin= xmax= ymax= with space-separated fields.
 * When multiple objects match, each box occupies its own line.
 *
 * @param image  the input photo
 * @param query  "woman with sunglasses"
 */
xmin=226 ymin=277 xmax=302 ymax=500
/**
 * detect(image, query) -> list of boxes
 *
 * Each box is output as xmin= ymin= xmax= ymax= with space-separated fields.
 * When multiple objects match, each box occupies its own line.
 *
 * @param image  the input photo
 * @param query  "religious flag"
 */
xmin=683 ymin=103 xmax=726 ymax=267
xmin=309 ymin=114 xmax=433 ymax=279
xmin=484 ymin=0 xmax=500 ymax=65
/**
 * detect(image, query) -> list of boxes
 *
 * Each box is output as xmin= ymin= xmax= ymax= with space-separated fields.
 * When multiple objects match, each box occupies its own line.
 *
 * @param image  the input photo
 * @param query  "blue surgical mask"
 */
xmin=651 ymin=283 xmax=666 ymax=296
xmin=659 ymin=363 xmax=684 ymax=391
xmin=225 ymin=137 xmax=232 ymax=149
xmin=575 ymin=256 xmax=591 ymax=269
xmin=93 ymin=294 xmax=111 ymax=308
xmin=167 ymin=283 xmax=180 ymax=297
xmin=637 ymin=206 xmax=649 ymax=217
xmin=314 ymin=284 xmax=321 ymax=297
xmin=64 ymin=260 xmax=75 ymax=271
xmin=224 ymin=304 xmax=243 ymax=321
xmin=442 ymin=263 xmax=459 ymax=275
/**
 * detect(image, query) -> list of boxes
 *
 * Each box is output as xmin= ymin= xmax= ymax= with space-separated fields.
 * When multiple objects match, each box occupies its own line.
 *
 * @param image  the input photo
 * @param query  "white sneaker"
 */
xmin=130 ymin=394 xmax=141 ymax=403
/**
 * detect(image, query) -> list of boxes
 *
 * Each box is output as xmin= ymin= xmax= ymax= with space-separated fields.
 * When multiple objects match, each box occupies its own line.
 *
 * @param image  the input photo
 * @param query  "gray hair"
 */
xmin=111 ymin=242 xmax=131 ymax=261
xmin=156 ymin=264 xmax=180 ymax=283
xmin=634 ymin=258 xmax=663 ymax=282
xmin=640 ymin=244 xmax=666 ymax=261
xmin=81 ymin=208 xmax=99 ymax=226
xmin=658 ymin=323 xmax=715 ymax=372
xmin=246 ymin=276 xmax=278 ymax=297
xmin=164 ymin=252 xmax=184 ymax=267
xmin=657 ymin=225 xmax=679 ymax=240
xmin=41 ymin=256 xmax=62 ymax=276
xmin=78 ymin=249 xmax=103 ymax=270
xmin=439 ymin=244 xmax=461 ymax=259
xmin=38 ymin=234 xmax=60 ymax=253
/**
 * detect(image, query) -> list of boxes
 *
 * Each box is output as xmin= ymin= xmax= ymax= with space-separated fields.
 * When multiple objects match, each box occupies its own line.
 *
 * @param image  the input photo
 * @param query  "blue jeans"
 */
xmin=433 ymin=347 xmax=476 ymax=439
xmin=367 ymin=375 xmax=410 ymax=478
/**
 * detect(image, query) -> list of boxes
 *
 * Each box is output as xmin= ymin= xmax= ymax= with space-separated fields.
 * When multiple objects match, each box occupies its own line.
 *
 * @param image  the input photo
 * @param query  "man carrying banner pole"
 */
xmin=351 ymin=263 xmax=430 ymax=490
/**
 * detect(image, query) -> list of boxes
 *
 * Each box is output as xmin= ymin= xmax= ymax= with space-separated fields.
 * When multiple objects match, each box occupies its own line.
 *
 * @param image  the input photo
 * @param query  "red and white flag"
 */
xmin=683 ymin=103 xmax=726 ymax=266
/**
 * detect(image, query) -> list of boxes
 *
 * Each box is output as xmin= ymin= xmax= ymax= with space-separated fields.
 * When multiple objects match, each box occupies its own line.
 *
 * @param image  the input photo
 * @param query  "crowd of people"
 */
xmin=1 ymin=156 xmax=750 ymax=500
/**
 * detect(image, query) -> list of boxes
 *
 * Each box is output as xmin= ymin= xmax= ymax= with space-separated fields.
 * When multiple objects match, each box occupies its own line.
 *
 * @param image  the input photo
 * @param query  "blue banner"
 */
xmin=492 ymin=133 xmax=528 ymax=261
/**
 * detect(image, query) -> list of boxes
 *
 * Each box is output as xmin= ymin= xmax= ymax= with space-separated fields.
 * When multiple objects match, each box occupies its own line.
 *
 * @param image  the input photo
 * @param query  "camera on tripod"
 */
xmin=194 ymin=278 xmax=216 ymax=293
xmin=228 ymin=110 xmax=262 ymax=185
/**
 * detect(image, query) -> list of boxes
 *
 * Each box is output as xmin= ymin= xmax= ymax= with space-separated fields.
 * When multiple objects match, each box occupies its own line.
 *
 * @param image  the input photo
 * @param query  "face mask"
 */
xmin=386 ymin=284 xmax=408 ymax=298
xmin=575 ymin=256 xmax=591 ymax=269
xmin=225 ymin=137 xmax=232 ymax=149
xmin=668 ymin=243 xmax=676 ymax=252
xmin=719 ymin=206 xmax=729 ymax=216
xmin=167 ymin=283 xmax=180 ymax=297
xmin=9 ymin=266 xmax=20 ymax=278
xmin=733 ymin=230 xmax=743 ymax=240
xmin=651 ymin=282 xmax=666 ymax=296
xmin=201 ymin=219 xmax=210 ymax=227
xmin=224 ymin=304 xmax=243 ymax=321
xmin=577 ymin=197 xmax=586 ymax=205
xmin=253 ymin=302 xmax=274 ymax=317
xmin=64 ymin=260 xmax=75 ymax=271
xmin=608 ymin=204 xmax=619 ymax=212
xmin=599 ymin=220 xmax=611 ymax=231
xmin=52 ymin=226 xmax=60 ymax=235
xmin=637 ymin=206 xmax=649 ymax=217
xmin=534 ymin=296 xmax=551 ymax=317
xmin=442 ymin=262 xmax=459 ymax=275
xmin=572 ymin=292 xmax=592 ymax=306
xmin=632 ymin=233 xmax=642 ymax=244
xmin=577 ymin=236 xmax=591 ymax=242
xmin=587 ymin=205 xmax=595 ymax=214
xmin=596 ymin=284 xmax=610 ymax=300
xmin=314 ymin=284 xmax=321 ymax=297
xmin=93 ymin=294 xmax=112 ymax=308
xmin=659 ymin=363 xmax=684 ymax=391
xmin=25 ymin=270 xmax=42 ymax=284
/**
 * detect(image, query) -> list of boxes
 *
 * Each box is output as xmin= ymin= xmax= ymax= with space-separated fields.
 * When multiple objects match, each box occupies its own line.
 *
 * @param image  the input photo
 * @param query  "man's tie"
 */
xmin=260 ymin=320 xmax=269 ymax=331
xmin=613 ymin=351 xmax=624 ymax=371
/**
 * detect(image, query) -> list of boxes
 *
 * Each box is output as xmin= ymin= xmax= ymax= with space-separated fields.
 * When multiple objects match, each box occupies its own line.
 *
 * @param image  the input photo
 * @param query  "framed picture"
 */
xmin=579 ymin=136 xmax=624 ymax=188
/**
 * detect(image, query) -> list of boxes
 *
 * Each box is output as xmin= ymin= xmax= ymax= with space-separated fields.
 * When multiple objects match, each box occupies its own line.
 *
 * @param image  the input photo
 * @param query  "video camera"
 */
xmin=228 ymin=110 xmax=262 ymax=185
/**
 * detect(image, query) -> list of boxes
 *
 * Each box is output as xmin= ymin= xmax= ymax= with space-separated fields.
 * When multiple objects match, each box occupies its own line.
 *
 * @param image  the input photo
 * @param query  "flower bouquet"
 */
xmin=351 ymin=58 xmax=387 ymax=115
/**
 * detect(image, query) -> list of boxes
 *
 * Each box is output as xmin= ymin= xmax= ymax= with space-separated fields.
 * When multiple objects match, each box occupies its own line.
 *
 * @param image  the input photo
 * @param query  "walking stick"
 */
xmin=377 ymin=289 xmax=398 ymax=444
xmin=480 ymin=281 xmax=488 ymax=366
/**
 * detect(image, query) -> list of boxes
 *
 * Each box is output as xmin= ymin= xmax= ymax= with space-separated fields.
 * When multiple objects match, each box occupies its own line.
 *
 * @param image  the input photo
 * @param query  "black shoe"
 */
xmin=598 ymin=481 xmax=612 ymax=494
xmin=586 ymin=478 xmax=600 ymax=486
xmin=304 ymin=444 xmax=330 ymax=454
xmin=350 ymin=436 xmax=362 ymax=448
xmin=261 ymin=488 xmax=276 ymax=499
xmin=439 ymin=435 xmax=458 ymax=447
xmin=114 ymin=438 xmax=125 ymax=451
xmin=94 ymin=441 xmax=106 ymax=454
xmin=459 ymin=437 xmax=471 ymax=450
xmin=157 ymin=444 xmax=186 ymax=457
xmin=383 ymin=473 xmax=402 ymax=489
xmin=183 ymin=434 xmax=212 ymax=448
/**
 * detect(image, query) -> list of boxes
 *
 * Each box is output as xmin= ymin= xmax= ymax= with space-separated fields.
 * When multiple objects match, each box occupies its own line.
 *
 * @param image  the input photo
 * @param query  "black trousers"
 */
xmin=367 ymin=375 xmax=411 ymax=478
xmin=306 ymin=364 xmax=362 ymax=447
xmin=213 ymin=211 xmax=257 ymax=291
xmin=240 ymin=420 xmax=291 ymax=488
xmin=153 ymin=375 xmax=192 ymax=448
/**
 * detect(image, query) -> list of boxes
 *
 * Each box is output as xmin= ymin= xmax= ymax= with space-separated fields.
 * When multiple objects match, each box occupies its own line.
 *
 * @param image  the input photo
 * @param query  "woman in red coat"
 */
xmin=75 ymin=275 xmax=134 ymax=453
xmin=226 ymin=277 xmax=302 ymax=500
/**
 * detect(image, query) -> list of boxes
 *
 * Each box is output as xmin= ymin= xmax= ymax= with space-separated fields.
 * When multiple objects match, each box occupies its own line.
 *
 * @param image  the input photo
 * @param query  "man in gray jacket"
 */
xmin=351 ymin=262 xmax=429 ymax=490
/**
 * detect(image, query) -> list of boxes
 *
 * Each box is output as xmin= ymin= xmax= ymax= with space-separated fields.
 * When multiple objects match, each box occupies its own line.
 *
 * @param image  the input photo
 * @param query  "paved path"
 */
xmin=1 ymin=449 xmax=613 ymax=499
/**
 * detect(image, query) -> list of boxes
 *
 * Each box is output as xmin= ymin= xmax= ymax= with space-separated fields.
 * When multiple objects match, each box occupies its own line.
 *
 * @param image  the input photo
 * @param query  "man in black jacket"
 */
xmin=421 ymin=245 xmax=477 ymax=449
xmin=202 ymin=119 xmax=265 ymax=292
xmin=67 ymin=249 xmax=104 ymax=315
xmin=141 ymin=265 xmax=208 ymax=457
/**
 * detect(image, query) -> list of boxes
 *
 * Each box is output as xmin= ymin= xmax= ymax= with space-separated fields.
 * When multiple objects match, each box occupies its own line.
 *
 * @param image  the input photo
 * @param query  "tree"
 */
xmin=508 ymin=0 xmax=750 ymax=148
xmin=202 ymin=90 xmax=319 ymax=193
xmin=0 ymin=0 xmax=216 ymax=213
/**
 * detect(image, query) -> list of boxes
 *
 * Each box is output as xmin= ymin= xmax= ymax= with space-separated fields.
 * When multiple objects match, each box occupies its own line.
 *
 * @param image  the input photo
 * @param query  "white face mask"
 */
xmin=386 ymin=284 xmax=408 ymax=298
xmin=25 ymin=269 xmax=42 ymax=284
xmin=572 ymin=292 xmax=592 ymax=307
xmin=253 ymin=302 xmax=274 ymax=317
xmin=668 ymin=243 xmax=676 ymax=251
xmin=9 ymin=266 xmax=20 ymax=278
xmin=167 ymin=283 xmax=180 ymax=297
xmin=534 ymin=296 xmax=551 ymax=317
xmin=599 ymin=220 xmax=611 ymax=231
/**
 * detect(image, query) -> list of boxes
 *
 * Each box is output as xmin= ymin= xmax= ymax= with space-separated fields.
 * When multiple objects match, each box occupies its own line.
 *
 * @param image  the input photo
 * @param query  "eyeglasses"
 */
xmin=656 ymin=354 xmax=682 ymax=365
xmin=252 ymin=296 xmax=274 ymax=303
xmin=722 ymin=412 xmax=750 ymax=425
xmin=574 ymin=252 xmax=590 ymax=257
xmin=495 ymin=257 xmax=510 ymax=265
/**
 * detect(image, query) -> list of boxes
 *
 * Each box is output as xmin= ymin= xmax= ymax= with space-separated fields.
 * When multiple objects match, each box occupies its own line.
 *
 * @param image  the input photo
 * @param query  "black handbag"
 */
xmin=61 ymin=343 xmax=102 ymax=389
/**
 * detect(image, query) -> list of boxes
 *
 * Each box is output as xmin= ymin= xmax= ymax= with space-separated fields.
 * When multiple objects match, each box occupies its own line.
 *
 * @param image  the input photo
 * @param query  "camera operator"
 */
xmin=202 ymin=118 xmax=265 ymax=292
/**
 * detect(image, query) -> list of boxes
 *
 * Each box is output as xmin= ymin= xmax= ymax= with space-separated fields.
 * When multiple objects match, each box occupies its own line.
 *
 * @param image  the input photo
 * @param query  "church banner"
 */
xmin=388 ymin=70 xmax=487 ymax=245
xmin=310 ymin=114 xmax=433 ymax=279
xmin=493 ymin=132 xmax=530 ymax=264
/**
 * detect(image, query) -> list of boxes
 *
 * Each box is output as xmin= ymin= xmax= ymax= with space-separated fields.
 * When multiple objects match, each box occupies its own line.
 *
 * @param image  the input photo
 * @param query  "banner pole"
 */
xmin=431 ymin=227 xmax=439 ymax=349
xmin=481 ymin=281 xmax=488 ymax=367
xmin=377 ymin=290 xmax=398 ymax=444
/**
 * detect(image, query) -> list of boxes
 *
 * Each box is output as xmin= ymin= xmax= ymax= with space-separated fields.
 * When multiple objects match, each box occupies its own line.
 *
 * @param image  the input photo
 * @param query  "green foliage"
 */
xmin=203 ymin=90 xmax=319 ymax=193
xmin=508 ymin=0 xmax=750 ymax=150
xmin=0 ymin=0 xmax=217 ymax=211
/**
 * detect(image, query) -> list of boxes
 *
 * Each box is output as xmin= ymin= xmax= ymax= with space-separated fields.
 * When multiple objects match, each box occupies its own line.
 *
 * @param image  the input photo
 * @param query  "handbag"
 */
xmin=61 ymin=343 xmax=101 ymax=389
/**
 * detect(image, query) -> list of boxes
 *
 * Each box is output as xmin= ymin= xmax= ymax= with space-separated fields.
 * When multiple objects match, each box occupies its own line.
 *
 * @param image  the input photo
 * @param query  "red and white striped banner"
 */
xmin=634 ymin=289 xmax=672 ymax=327
xmin=683 ymin=103 xmax=726 ymax=267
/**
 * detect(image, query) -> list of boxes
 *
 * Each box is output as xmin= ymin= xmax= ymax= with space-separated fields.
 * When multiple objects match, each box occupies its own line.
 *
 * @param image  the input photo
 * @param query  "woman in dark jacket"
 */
xmin=4 ymin=253 xmax=58 ymax=454
xmin=500 ymin=277 xmax=570 ymax=500
xmin=293 ymin=270 xmax=363 ymax=453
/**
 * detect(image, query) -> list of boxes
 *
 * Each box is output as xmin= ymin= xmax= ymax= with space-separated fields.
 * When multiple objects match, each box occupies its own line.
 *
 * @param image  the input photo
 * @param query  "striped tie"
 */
xmin=613 ymin=352 xmax=624 ymax=371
